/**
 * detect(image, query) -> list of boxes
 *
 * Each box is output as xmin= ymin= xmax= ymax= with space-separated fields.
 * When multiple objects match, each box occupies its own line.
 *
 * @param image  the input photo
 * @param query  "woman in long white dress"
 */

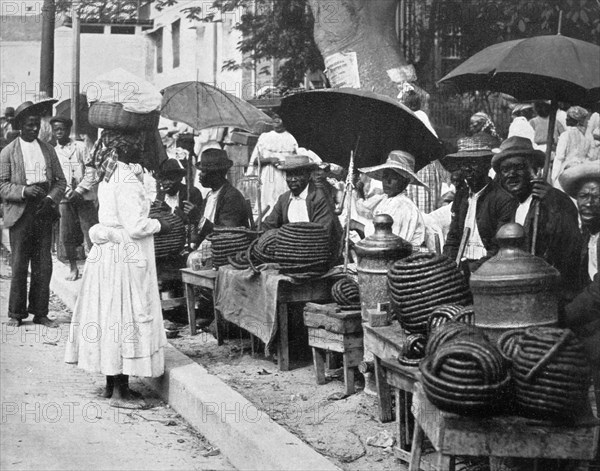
xmin=65 ymin=130 xmax=171 ymax=408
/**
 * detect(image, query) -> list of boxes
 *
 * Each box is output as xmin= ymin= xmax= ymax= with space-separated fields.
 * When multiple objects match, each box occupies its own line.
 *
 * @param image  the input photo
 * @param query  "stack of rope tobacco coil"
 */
xmin=512 ymin=327 xmax=590 ymax=421
xmin=497 ymin=329 xmax=526 ymax=363
xmin=272 ymin=222 xmax=331 ymax=275
xmin=427 ymin=304 xmax=475 ymax=333
xmin=387 ymin=253 xmax=472 ymax=334
xmin=331 ymin=277 xmax=360 ymax=309
xmin=420 ymin=331 xmax=509 ymax=415
xmin=207 ymin=227 xmax=256 ymax=269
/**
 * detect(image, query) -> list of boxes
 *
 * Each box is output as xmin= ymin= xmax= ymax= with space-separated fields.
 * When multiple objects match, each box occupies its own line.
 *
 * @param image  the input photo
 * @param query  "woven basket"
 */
xmin=89 ymin=102 xmax=160 ymax=131
xmin=148 ymin=203 xmax=186 ymax=259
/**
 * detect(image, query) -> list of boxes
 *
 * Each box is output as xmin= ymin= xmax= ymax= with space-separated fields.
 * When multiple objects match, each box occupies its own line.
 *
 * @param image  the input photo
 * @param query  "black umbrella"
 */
xmin=278 ymin=88 xmax=443 ymax=172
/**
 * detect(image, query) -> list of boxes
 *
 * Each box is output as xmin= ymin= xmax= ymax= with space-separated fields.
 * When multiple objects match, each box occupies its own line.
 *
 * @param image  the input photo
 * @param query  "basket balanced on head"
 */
xmin=89 ymin=102 xmax=160 ymax=131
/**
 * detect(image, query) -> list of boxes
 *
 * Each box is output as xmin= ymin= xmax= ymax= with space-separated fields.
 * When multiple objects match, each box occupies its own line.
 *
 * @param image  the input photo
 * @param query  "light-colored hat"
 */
xmin=445 ymin=135 xmax=495 ymax=159
xmin=279 ymin=154 xmax=319 ymax=171
xmin=14 ymin=100 xmax=56 ymax=129
xmin=491 ymin=136 xmax=545 ymax=171
xmin=566 ymin=106 xmax=588 ymax=125
xmin=558 ymin=162 xmax=600 ymax=198
xmin=359 ymin=150 xmax=428 ymax=188
xmin=510 ymin=103 xmax=534 ymax=115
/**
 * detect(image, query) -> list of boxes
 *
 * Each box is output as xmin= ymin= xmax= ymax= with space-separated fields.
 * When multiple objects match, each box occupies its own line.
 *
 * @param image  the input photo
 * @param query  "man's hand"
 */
xmin=23 ymin=185 xmax=46 ymax=200
xmin=157 ymin=218 xmax=172 ymax=235
xmin=183 ymin=201 xmax=197 ymax=215
xmin=67 ymin=190 xmax=84 ymax=204
xmin=354 ymin=180 xmax=365 ymax=200
xmin=531 ymin=178 xmax=551 ymax=201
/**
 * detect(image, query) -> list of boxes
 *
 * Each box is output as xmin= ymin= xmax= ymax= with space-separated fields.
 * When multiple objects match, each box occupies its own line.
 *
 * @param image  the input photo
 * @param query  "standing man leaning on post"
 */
xmin=0 ymin=101 xmax=66 ymax=328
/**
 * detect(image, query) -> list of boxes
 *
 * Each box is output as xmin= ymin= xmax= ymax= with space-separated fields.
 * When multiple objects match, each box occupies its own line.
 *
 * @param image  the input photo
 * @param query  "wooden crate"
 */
xmin=303 ymin=302 xmax=362 ymax=334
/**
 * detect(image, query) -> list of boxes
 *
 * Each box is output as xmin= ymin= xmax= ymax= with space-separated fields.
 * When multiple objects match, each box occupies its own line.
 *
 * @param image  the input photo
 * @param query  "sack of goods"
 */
xmin=387 ymin=253 xmax=472 ymax=334
xmin=420 ymin=323 xmax=509 ymax=416
xmin=149 ymin=202 xmax=186 ymax=259
xmin=511 ymin=327 xmax=591 ymax=421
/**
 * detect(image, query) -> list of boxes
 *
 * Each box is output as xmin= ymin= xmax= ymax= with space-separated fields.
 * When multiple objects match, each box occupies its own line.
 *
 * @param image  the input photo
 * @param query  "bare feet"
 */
xmin=109 ymin=397 xmax=146 ymax=409
xmin=32 ymin=316 xmax=59 ymax=328
xmin=5 ymin=318 xmax=22 ymax=327
xmin=65 ymin=263 xmax=79 ymax=281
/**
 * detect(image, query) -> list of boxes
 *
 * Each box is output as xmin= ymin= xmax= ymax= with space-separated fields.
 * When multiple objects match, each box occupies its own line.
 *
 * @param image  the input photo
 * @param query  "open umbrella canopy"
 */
xmin=160 ymin=81 xmax=272 ymax=133
xmin=278 ymin=88 xmax=443 ymax=172
xmin=439 ymin=35 xmax=600 ymax=104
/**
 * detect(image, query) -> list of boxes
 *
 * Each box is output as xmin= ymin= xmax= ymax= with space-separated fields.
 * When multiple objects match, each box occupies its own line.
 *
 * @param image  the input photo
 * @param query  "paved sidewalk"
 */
xmin=0 ymin=258 xmax=234 ymax=471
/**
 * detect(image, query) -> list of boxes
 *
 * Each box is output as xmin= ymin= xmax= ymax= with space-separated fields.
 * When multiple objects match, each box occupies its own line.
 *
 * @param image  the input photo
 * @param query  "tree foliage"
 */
xmin=55 ymin=0 xmax=146 ymax=24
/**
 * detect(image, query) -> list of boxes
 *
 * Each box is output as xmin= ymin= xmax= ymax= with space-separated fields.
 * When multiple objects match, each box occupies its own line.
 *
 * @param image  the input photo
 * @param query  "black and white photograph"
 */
xmin=1 ymin=1 xmax=599 ymax=470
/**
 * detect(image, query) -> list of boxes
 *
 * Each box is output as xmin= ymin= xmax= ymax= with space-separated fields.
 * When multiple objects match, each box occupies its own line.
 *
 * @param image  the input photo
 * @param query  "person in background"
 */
xmin=467 ymin=111 xmax=501 ymax=148
xmin=1 ymin=107 xmax=15 ymax=139
xmin=246 ymin=115 xmax=298 ymax=216
xmin=401 ymin=90 xmax=449 ymax=214
xmin=32 ymin=95 xmax=58 ymax=145
xmin=507 ymin=104 xmax=535 ymax=143
xmin=356 ymin=151 xmax=427 ymax=247
xmin=493 ymin=136 xmax=581 ymax=302
xmin=551 ymin=106 xmax=591 ymax=188
xmin=156 ymin=158 xmax=202 ymax=226
xmin=0 ymin=101 xmax=66 ymax=328
xmin=186 ymin=148 xmax=249 ymax=243
xmin=263 ymin=154 xmax=343 ymax=263
xmin=528 ymin=101 xmax=565 ymax=154
xmin=442 ymin=136 xmax=517 ymax=270
xmin=559 ymin=161 xmax=600 ymax=289
xmin=50 ymin=116 xmax=99 ymax=281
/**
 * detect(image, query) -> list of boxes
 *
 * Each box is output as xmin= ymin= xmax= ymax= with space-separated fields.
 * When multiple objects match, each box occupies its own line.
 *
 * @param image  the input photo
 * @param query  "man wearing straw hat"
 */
xmin=493 ymin=136 xmax=581 ymax=298
xmin=263 ymin=154 xmax=342 ymax=261
xmin=0 ymin=100 xmax=66 ymax=327
xmin=442 ymin=135 xmax=517 ymax=268
xmin=356 ymin=150 xmax=427 ymax=247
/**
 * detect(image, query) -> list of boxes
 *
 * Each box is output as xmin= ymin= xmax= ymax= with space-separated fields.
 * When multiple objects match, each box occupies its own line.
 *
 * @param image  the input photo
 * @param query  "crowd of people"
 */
xmin=0 ymin=92 xmax=598 ymax=408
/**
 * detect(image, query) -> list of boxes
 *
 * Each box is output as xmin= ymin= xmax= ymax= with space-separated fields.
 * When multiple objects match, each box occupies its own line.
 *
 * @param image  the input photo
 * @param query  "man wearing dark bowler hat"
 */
xmin=50 ymin=115 xmax=98 ymax=281
xmin=184 ymin=148 xmax=249 ymax=242
xmin=493 ymin=136 xmax=582 ymax=299
xmin=0 ymin=101 xmax=66 ymax=328
xmin=263 ymin=154 xmax=343 ymax=262
xmin=442 ymin=135 xmax=517 ymax=269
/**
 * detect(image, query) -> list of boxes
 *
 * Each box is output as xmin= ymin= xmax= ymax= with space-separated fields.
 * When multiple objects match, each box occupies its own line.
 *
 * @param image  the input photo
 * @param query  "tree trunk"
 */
xmin=307 ymin=0 xmax=416 ymax=98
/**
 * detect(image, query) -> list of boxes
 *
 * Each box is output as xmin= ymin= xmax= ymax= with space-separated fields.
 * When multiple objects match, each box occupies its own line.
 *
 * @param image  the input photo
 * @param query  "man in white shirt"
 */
xmin=51 ymin=116 xmax=98 ymax=281
xmin=0 ymin=101 xmax=66 ymax=327
xmin=263 ymin=155 xmax=343 ymax=262
xmin=493 ymin=136 xmax=581 ymax=299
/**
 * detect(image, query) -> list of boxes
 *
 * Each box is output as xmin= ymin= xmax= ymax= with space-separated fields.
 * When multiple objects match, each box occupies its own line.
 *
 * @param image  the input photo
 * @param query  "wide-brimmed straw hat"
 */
xmin=195 ymin=148 xmax=233 ymax=171
xmin=279 ymin=154 xmax=319 ymax=171
xmin=558 ymin=162 xmax=600 ymax=198
xmin=359 ymin=150 xmax=428 ymax=188
xmin=14 ymin=99 xmax=56 ymax=129
xmin=158 ymin=158 xmax=187 ymax=178
xmin=445 ymin=135 xmax=495 ymax=158
xmin=491 ymin=136 xmax=545 ymax=171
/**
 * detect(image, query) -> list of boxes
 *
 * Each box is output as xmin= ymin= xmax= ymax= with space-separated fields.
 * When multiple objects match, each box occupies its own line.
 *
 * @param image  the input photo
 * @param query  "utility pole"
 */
xmin=40 ymin=0 xmax=56 ymax=97
xmin=71 ymin=1 xmax=81 ymax=138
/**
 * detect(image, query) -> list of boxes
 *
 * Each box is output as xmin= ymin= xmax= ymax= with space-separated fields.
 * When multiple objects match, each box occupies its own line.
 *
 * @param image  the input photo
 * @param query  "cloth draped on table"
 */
xmin=214 ymin=265 xmax=294 ymax=354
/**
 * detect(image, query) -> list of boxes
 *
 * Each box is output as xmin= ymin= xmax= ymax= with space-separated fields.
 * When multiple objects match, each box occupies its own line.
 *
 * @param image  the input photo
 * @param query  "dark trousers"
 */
xmin=59 ymin=200 xmax=98 ymax=260
xmin=8 ymin=201 xmax=54 ymax=320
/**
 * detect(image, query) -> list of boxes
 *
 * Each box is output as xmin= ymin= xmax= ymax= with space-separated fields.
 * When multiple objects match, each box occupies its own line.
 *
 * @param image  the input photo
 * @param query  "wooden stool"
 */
xmin=304 ymin=303 xmax=363 ymax=395
xmin=409 ymin=382 xmax=600 ymax=471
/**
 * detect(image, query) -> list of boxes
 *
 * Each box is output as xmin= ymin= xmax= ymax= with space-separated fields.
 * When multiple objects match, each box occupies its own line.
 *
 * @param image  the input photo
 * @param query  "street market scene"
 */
xmin=1 ymin=0 xmax=600 ymax=470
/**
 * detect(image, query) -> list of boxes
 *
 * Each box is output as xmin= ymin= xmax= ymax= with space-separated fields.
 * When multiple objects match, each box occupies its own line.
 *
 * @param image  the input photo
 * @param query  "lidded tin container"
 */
xmin=469 ymin=223 xmax=560 ymax=340
xmin=354 ymin=214 xmax=412 ymax=322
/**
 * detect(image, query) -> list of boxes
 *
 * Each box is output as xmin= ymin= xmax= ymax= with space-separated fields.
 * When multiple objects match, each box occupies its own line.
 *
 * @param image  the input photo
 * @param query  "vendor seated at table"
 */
xmin=353 ymin=150 xmax=427 ymax=247
xmin=262 ymin=154 xmax=343 ymax=262
xmin=156 ymin=158 xmax=203 ymax=225
xmin=184 ymin=148 xmax=249 ymax=243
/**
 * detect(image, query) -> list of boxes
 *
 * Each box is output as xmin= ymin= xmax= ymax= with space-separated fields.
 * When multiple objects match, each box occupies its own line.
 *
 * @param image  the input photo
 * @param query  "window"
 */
xmin=172 ymin=19 xmax=180 ymax=69
xmin=156 ymin=27 xmax=163 ymax=73
xmin=111 ymin=25 xmax=135 ymax=35
xmin=81 ymin=24 xmax=104 ymax=34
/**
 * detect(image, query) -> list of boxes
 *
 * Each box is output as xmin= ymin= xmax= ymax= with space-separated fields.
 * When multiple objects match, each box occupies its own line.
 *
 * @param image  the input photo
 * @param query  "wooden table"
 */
xmin=181 ymin=268 xmax=333 ymax=371
xmin=363 ymin=323 xmax=407 ymax=422
xmin=409 ymin=382 xmax=600 ymax=471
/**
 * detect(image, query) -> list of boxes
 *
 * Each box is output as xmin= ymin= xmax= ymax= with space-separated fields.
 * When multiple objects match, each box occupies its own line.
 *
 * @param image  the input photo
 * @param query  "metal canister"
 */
xmin=354 ymin=214 xmax=412 ymax=323
xmin=469 ymin=223 xmax=560 ymax=340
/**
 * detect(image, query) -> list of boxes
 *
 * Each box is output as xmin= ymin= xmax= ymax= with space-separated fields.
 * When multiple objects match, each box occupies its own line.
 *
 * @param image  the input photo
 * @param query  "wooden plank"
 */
xmin=380 ymin=358 xmax=419 ymax=393
xmin=343 ymin=351 xmax=355 ymax=395
xmin=363 ymin=323 xmax=407 ymax=360
xmin=277 ymin=303 xmax=290 ymax=371
xmin=303 ymin=310 xmax=363 ymax=334
xmin=184 ymin=283 xmax=197 ymax=335
xmin=412 ymin=383 xmax=600 ymax=460
xmin=312 ymin=348 xmax=326 ymax=385
xmin=374 ymin=356 xmax=394 ymax=423
xmin=343 ymin=348 xmax=363 ymax=367
xmin=180 ymin=268 xmax=217 ymax=289
xmin=307 ymin=328 xmax=363 ymax=352
xmin=161 ymin=297 xmax=186 ymax=310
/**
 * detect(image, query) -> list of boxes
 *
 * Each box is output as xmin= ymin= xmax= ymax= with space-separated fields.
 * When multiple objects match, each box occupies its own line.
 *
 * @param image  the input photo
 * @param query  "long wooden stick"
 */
xmin=343 ymin=150 xmax=355 ymax=273
xmin=531 ymin=100 xmax=557 ymax=254
xmin=456 ymin=227 xmax=471 ymax=266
